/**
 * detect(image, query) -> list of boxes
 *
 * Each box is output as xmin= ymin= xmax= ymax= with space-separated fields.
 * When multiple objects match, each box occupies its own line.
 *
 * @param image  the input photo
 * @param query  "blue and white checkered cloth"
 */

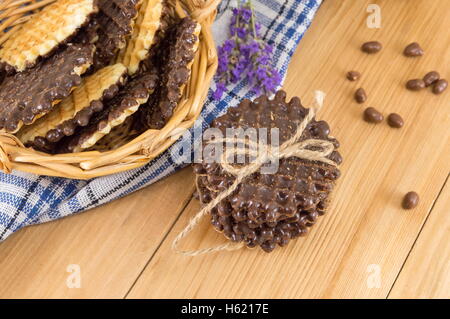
xmin=0 ymin=0 xmax=322 ymax=241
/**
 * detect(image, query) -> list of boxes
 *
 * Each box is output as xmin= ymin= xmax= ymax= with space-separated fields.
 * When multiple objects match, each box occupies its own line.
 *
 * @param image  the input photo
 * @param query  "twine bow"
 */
xmin=172 ymin=91 xmax=337 ymax=256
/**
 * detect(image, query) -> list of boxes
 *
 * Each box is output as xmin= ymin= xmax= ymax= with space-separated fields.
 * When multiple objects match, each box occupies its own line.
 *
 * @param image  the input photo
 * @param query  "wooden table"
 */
xmin=0 ymin=0 xmax=448 ymax=299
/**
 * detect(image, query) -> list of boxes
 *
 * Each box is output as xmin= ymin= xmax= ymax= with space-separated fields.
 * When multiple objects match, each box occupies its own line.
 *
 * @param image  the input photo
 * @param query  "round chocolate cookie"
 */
xmin=60 ymin=70 xmax=159 ymax=153
xmin=82 ymin=0 xmax=140 ymax=71
xmin=0 ymin=43 xmax=94 ymax=133
xmin=138 ymin=17 xmax=201 ymax=130
xmin=193 ymin=91 xmax=342 ymax=253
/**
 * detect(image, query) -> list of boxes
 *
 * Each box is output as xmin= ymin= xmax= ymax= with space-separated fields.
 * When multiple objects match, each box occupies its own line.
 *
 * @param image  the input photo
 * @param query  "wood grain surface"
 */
xmin=0 ymin=0 xmax=448 ymax=299
xmin=389 ymin=178 xmax=449 ymax=299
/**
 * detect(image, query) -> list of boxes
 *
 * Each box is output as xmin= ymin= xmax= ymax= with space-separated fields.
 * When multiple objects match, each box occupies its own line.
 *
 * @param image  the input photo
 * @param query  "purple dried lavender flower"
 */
xmin=217 ymin=40 xmax=234 ymax=73
xmin=256 ymin=52 xmax=270 ymax=65
xmin=264 ymin=70 xmax=281 ymax=92
xmin=237 ymin=27 xmax=248 ymax=39
xmin=213 ymin=1 xmax=281 ymax=100
xmin=247 ymin=59 xmax=282 ymax=96
xmin=241 ymin=41 xmax=259 ymax=55
xmin=217 ymin=55 xmax=227 ymax=73
xmin=222 ymin=39 xmax=235 ymax=52
xmin=255 ymin=22 xmax=262 ymax=35
xmin=240 ymin=7 xmax=252 ymax=23
xmin=256 ymin=67 xmax=267 ymax=79
xmin=231 ymin=66 xmax=242 ymax=83
xmin=213 ymin=82 xmax=227 ymax=100
xmin=264 ymin=43 xmax=273 ymax=54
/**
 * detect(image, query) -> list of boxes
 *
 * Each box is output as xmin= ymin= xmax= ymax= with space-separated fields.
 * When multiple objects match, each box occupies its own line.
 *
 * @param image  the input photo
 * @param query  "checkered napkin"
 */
xmin=0 ymin=0 xmax=322 ymax=241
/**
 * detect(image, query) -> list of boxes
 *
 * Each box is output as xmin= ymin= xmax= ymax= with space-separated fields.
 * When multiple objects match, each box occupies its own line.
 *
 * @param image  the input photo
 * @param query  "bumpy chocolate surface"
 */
xmin=0 ymin=44 xmax=94 ymax=133
xmin=139 ymin=17 xmax=198 ymax=129
xmin=0 ymin=67 xmax=5 ymax=86
xmin=149 ymin=1 xmax=173 ymax=59
xmin=193 ymin=91 xmax=342 ymax=253
xmin=76 ymin=0 xmax=139 ymax=70
xmin=61 ymin=70 xmax=158 ymax=153
xmin=0 ymin=0 xmax=97 ymax=74
xmin=47 ymin=84 xmax=120 ymax=142
xmin=30 ymin=83 xmax=121 ymax=153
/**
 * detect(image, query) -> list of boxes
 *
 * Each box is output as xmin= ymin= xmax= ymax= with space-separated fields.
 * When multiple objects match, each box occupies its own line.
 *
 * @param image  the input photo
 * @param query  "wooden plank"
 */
xmin=0 ymin=167 xmax=195 ymax=298
xmin=127 ymin=0 xmax=450 ymax=298
xmin=389 ymin=178 xmax=450 ymax=299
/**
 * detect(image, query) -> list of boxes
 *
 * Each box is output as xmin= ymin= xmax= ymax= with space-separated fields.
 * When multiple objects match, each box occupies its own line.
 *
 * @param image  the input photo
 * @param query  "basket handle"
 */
xmin=0 ymin=132 xmax=23 ymax=173
xmin=179 ymin=0 xmax=220 ymax=22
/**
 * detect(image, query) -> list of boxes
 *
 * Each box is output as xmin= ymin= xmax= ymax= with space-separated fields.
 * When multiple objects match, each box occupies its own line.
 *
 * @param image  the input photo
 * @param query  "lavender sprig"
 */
xmin=213 ymin=1 xmax=281 ymax=100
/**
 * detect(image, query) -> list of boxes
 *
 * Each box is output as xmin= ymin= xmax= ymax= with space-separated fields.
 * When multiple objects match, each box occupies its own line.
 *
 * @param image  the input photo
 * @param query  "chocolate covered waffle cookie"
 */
xmin=192 ymin=91 xmax=342 ymax=253
xmin=17 ymin=63 xmax=128 ymax=151
xmin=76 ymin=0 xmax=142 ymax=70
xmin=0 ymin=0 xmax=203 ymax=159
xmin=0 ymin=44 xmax=94 ymax=133
xmin=0 ymin=0 xmax=97 ymax=73
xmin=61 ymin=70 xmax=158 ymax=153
xmin=138 ymin=17 xmax=201 ymax=130
xmin=117 ymin=0 xmax=165 ymax=75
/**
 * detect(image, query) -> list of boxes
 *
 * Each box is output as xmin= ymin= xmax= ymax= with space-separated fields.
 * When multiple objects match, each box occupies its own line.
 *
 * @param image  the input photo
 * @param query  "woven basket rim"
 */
xmin=0 ymin=0 xmax=219 ymax=179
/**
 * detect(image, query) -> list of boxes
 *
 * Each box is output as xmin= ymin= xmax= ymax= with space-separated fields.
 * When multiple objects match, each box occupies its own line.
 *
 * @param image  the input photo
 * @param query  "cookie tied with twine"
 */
xmin=173 ymin=90 xmax=342 ymax=255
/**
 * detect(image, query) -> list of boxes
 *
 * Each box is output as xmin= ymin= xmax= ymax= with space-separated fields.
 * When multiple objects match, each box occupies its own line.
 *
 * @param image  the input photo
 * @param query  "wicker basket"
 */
xmin=0 ymin=0 xmax=218 ymax=179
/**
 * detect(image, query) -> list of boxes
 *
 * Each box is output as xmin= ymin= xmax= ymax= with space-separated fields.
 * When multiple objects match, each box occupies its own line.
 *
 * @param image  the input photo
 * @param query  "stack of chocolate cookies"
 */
xmin=193 ymin=91 xmax=343 ymax=252
xmin=0 ymin=0 xmax=201 ymax=153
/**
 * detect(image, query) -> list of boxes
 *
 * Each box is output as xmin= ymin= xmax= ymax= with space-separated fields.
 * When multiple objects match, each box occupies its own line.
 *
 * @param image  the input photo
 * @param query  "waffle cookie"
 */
xmin=140 ymin=18 xmax=201 ymax=129
xmin=77 ymin=0 xmax=141 ymax=70
xmin=0 ymin=44 xmax=94 ymax=134
xmin=0 ymin=0 xmax=97 ymax=73
xmin=193 ymin=91 xmax=342 ymax=253
xmin=17 ymin=63 xmax=128 ymax=149
xmin=137 ymin=0 xmax=174 ymax=73
xmin=88 ymin=116 xmax=137 ymax=152
xmin=116 ymin=0 xmax=164 ymax=75
xmin=62 ymin=71 xmax=158 ymax=153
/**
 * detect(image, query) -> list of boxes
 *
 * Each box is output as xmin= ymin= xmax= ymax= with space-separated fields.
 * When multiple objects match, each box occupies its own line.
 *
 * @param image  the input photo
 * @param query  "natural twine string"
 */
xmin=172 ymin=91 xmax=338 ymax=256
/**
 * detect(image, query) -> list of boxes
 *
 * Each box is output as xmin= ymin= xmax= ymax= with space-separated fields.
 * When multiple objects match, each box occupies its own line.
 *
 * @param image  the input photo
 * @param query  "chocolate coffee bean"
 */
xmin=347 ymin=71 xmax=360 ymax=81
xmin=403 ymin=42 xmax=424 ymax=57
xmin=432 ymin=79 xmax=448 ymax=95
xmin=406 ymin=79 xmax=425 ymax=91
xmin=354 ymin=88 xmax=367 ymax=103
xmin=387 ymin=113 xmax=404 ymax=128
xmin=423 ymin=71 xmax=440 ymax=87
xmin=361 ymin=41 xmax=382 ymax=54
xmin=363 ymin=107 xmax=383 ymax=123
xmin=402 ymin=192 xmax=419 ymax=209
